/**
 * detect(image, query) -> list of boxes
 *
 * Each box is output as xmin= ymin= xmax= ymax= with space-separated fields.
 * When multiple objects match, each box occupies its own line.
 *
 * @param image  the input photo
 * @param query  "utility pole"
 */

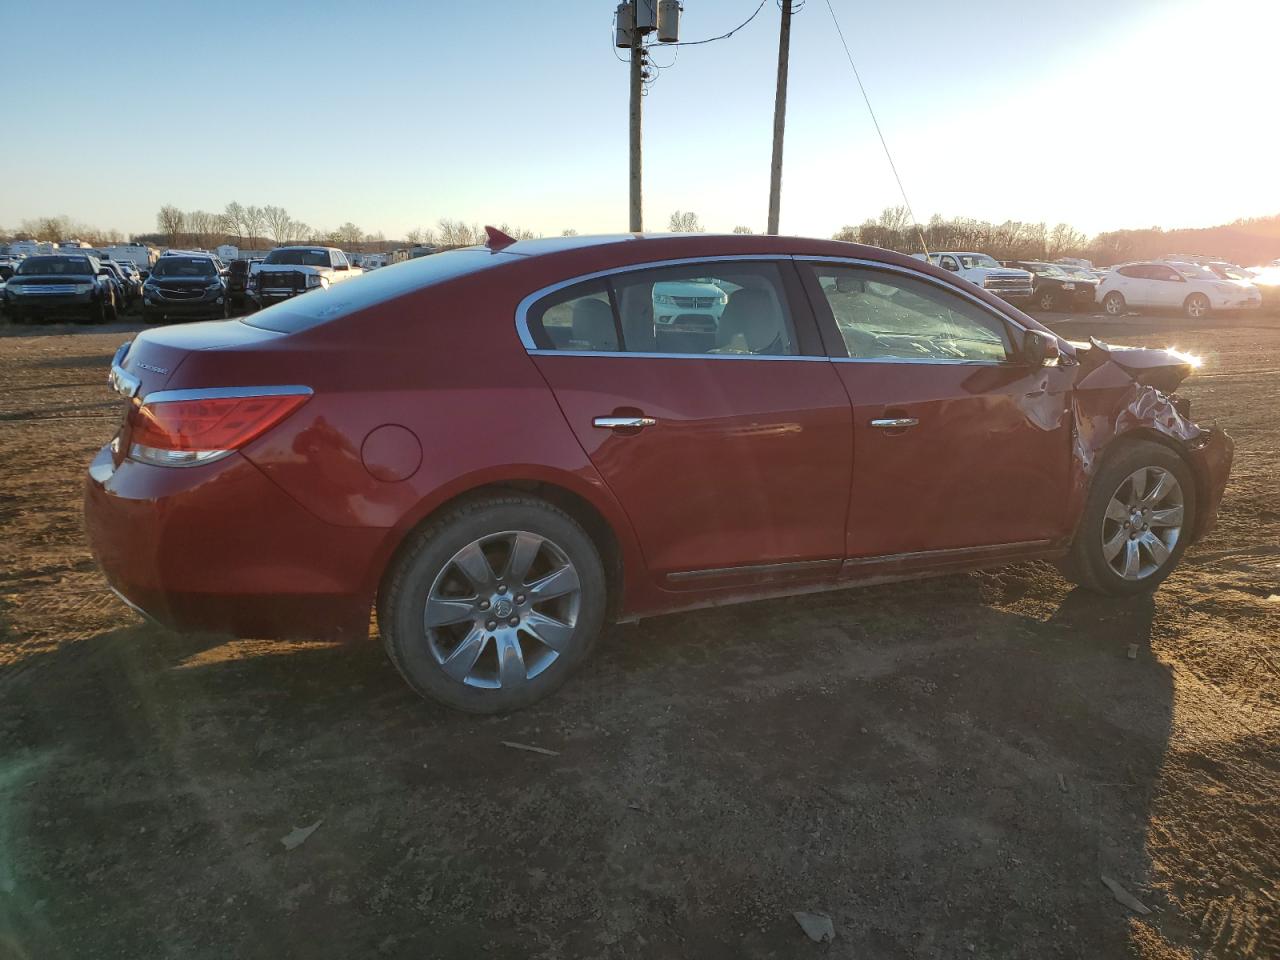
xmin=629 ymin=18 xmax=644 ymax=233
xmin=617 ymin=2 xmax=678 ymax=233
xmin=767 ymin=0 xmax=793 ymax=236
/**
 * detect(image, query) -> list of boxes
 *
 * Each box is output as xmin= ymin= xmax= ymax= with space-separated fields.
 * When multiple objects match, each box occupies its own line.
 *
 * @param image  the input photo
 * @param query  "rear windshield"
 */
xmin=152 ymin=257 xmax=217 ymax=278
xmin=264 ymin=248 xmax=331 ymax=266
xmin=244 ymin=248 xmax=515 ymax=334
xmin=17 ymin=256 xmax=94 ymax=276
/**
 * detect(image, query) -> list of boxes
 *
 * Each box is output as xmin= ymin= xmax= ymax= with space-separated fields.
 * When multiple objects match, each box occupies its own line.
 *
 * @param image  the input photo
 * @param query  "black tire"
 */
xmin=103 ymin=296 xmax=118 ymax=324
xmin=1184 ymin=293 xmax=1210 ymax=319
xmin=1060 ymin=440 xmax=1196 ymax=596
xmin=379 ymin=495 xmax=607 ymax=713
xmin=1102 ymin=291 xmax=1126 ymax=317
xmin=1037 ymin=289 xmax=1057 ymax=312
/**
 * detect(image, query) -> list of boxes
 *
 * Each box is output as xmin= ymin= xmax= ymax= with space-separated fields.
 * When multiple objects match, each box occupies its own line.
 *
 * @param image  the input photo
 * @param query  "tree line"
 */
xmin=4 ymin=207 xmax=1277 ymax=266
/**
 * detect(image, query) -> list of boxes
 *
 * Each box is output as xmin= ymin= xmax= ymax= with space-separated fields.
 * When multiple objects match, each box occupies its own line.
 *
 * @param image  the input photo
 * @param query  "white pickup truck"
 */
xmin=913 ymin=251 xmax=1034 ymax=304
xmin=250 ymin=246 xmax=363 ymax=307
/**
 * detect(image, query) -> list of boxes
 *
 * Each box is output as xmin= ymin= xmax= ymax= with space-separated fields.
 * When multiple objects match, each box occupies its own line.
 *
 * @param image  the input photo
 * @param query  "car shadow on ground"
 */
xmin=0 ymin=569 xmax=1173 ymax=959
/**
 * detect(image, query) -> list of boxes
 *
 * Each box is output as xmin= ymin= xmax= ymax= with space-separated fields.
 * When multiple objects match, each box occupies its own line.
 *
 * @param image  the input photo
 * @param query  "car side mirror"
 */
xmin=1023 ymin=330 xmax=1059 ymax=366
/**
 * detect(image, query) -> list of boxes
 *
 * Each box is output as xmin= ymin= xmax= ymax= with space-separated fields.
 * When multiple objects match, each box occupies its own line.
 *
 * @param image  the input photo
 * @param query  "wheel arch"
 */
xmin=370 ymin=469 xmax=641 ymax=624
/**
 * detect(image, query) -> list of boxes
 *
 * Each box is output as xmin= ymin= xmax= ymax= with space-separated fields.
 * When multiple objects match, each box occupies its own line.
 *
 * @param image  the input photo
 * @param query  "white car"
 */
xmin=1098 ymin=260 xmax=1262 ymax=318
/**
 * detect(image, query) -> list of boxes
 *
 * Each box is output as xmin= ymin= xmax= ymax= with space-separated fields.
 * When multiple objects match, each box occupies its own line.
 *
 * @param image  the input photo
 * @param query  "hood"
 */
xmin=10 ymin=272 xmax=95 ymax=283
xmin=1074 ymin=337 xmax=1198 ymax=393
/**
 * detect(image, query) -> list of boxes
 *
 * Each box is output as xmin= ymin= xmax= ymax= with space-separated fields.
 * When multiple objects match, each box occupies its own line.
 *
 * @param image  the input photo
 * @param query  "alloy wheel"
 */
xmin=1186 ymin=295 xmax=1209 ymax=319
xmin=423 ymin=530 xmax=581 ymax=689
xmin=1101 ymin=466 xmax=1184 ymax=580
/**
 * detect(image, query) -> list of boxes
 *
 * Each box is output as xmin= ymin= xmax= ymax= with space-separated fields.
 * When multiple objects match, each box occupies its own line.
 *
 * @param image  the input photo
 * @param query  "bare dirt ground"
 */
xmin=0 ymin=311 xmax=1276 ymax=959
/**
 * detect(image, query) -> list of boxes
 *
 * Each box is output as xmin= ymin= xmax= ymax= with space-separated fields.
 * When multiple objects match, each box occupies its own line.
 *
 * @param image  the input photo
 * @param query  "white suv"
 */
xmin=1098 ymin=260 xmax=1262 ymax=318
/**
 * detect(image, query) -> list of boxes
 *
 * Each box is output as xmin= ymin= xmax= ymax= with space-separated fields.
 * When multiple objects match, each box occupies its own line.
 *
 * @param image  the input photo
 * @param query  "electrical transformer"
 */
xmin=635 ymin=0 xmax=658 ymax=32
xmin=657 ymin=0 xmax=681 ymax=42
xmin=615 ymin=2 xmax=634 ymax=47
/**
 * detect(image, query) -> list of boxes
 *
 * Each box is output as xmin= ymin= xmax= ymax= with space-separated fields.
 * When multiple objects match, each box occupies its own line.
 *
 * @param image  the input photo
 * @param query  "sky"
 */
xmin=1 ymin=0 xmax=1277 ymax=241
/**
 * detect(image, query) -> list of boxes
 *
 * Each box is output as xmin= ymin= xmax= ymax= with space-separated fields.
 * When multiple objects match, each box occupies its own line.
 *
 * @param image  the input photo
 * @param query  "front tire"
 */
xmin=379 ymin=496 xmax=607 ymax=713
xmin=1184 ymin=293 xmax=1210 ymax=319
xmin=1102 ymin=291 xmax=1127 ymax=316
xmin=1061 ymin=440 xmax=1195 ymax=596
xmin=1037 ymin=289 xmax=1057 ymax=312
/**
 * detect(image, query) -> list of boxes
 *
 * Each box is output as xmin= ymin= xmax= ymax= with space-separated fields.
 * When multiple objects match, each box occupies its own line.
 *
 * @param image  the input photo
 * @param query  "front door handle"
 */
xmin=869 ymin=417 xmax=919 ymax=429
xmin=593 ymin=416 xmax=657 ymax=430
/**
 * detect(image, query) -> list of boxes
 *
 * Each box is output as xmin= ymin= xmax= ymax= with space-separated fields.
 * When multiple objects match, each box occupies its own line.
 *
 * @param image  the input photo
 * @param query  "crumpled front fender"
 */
xmin=1066 ymin=339 xmax=1232 ymax=544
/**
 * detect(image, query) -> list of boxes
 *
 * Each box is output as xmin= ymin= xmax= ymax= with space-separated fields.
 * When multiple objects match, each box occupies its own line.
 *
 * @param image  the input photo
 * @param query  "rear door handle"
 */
xmin=869 ymin=417 xmax=919 ymax=429
xmin=593 ymin=416 xmax=657 ymax=430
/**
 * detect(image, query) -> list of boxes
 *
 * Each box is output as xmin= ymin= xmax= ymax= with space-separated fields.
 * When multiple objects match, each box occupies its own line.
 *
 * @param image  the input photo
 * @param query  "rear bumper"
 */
xmin=84 ymin=444 xmax=383 ymax=639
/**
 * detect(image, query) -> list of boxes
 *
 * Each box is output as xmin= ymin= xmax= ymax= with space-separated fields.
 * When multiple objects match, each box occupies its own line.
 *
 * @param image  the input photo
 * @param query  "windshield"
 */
xmin=1026 ymin=263 xmax=1067 ymax=278
xmin=959 ymin=254 xmax=1001 ymax=269
xmin=265 ymin=248 xmax=331 ymax=267
xmin=1209 ymin=264 xmax=1250 ymax=281
xmin=17 ymin=256 xmax=93 ymax=276
xmin=151 ymin=257 xmax=217 ymax=278
xmin=1169 ymin=262 xmax=1216 ymax=281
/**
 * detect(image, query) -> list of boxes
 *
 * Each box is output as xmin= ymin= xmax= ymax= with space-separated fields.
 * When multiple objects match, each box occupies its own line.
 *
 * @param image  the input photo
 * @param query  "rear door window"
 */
xmin=525 ymin=261 xmax=798 ymax=357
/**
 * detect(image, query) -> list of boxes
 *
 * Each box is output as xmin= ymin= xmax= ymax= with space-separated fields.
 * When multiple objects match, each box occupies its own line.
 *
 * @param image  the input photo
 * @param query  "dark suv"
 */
xmin=226 ymin=257 xmax=261 ymax=313
xmin=141 ymin=254 xmax=229 ymax=323
xmin=2 ymin=254 xmax=118 ymax=323
xmin=1004 ymin=260 xmax=1098 ymax=312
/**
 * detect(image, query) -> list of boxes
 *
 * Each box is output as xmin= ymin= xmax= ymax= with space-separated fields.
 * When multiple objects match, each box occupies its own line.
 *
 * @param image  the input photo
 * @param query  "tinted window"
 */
xmin=527 ymin=261 xmax=798 ymax=357
xmin=1116 ymin=265 xmax=1147 ymax=279
xmin=528 ymin=280 xmax=617 ymax=351
xmin=264 ymin=248 xmax=332 ymax=267
xmin=152 ymin=257 xmax=216 ymax=278
xmin=17 ymin=256 xmax=94 ymax=276
xmin=807 ymin=265 xmax=1012 ymax=363
xmin=1150 ymin=265 xmax=1182 ymax=281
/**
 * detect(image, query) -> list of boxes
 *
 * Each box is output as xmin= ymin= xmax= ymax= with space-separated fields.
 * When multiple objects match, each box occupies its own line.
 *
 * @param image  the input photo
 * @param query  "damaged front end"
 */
xmin=1067 ymin=337 xmax=1233 ymax=544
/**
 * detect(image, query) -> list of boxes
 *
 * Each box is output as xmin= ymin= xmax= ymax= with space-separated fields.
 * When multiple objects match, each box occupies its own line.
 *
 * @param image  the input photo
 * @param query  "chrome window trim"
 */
xmin=528 ymin=349 xmax=830 ymax=363
xmin=514 ymin=254 xmax=804 ymax=358
xmin=141 ymin=384 xmax=314 ymax=405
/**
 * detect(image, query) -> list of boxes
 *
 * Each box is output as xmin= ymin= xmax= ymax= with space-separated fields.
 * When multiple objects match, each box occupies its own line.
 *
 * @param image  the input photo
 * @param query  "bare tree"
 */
xmin=731 ymin=225 xmax=754 ymax=234
xmin=263 ymin=206 xmax=295 ymax=246
xmin=561 ymin=228 xmax=579 ymax=237
xmin=242 ymin=206 xmax=267 ymax=248
xmin=668 ymin=210 xmax=703 ymax=232
xmin=405 ymin=228 xmax=424 ymax=245
xmin=437 ymin=218 xmax=476 ymax=248
xmin=336 ymin=222 xmax=364 ymax=248
xmin=222 ymin=202 xmax=247 ymax=248
xmin=157 ymin=205 xmax=185 ymax=248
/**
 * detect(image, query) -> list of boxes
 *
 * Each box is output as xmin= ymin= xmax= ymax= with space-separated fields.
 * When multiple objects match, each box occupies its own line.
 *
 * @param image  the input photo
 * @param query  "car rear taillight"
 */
xmin=128 ymin=388 xmax=310 ymax=467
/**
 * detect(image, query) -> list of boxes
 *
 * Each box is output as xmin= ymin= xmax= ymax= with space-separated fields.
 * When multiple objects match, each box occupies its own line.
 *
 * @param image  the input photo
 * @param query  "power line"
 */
xmin=665 ymin=0 xmax=769 ymax=47
xmin=822 ymin=0 xmax=929 ymax=255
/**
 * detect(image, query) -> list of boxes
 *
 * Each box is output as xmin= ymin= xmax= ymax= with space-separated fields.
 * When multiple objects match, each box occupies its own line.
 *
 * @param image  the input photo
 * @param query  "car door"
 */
xmin=1111 ymin=264 xmax=1152 ymax=305
xmin=524 ymin=258 xmax=853 ymax=586
xmin=799 ymin=260 xmax=1076 ymax=562
xmin=1146 ymin=263 xmax=1186 ymax=306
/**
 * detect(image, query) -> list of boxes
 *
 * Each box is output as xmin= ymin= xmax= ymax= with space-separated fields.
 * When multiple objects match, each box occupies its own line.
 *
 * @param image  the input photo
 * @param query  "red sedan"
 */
xmin=84 ymin=232 xmax=1233 ymax=712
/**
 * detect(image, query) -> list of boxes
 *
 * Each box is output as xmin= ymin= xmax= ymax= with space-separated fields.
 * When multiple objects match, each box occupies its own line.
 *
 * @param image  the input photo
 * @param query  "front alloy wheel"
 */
xmin=1100 ymin=466 xmax=1184 ymax=580
xmin=1103 ymin=291 xmax=1126 ymax=316
xmin=1060 ymin=440 xmax=1196 ymax=595
xmin=1038 ymin=290 xmax=1057 ymax=312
